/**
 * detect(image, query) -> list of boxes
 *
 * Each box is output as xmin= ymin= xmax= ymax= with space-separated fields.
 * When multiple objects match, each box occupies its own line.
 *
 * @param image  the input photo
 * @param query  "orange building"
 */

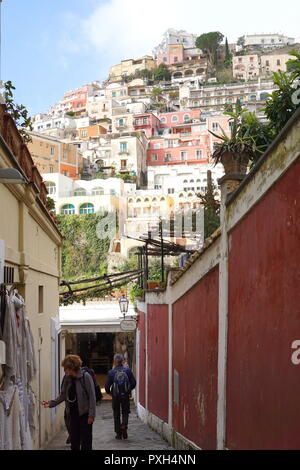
xmin=27 ymin=132 xmax=84 ymax=179
xmin=78 ymin=124 xmax=107 ymax=140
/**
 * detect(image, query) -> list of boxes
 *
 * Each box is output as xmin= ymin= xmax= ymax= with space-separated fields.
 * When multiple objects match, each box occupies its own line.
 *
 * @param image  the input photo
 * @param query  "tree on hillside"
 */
xmin=151 ymin=87 xmax=164 ymax=103
xmin=153 ymin=63 xmax=171 ymax=82
xmin=237 ymin=36 xmax=245 ymax=47
xmin=196 ymin=32 xmax=224 ymax=70
xmin=224 ymin=37 xmax=232 ymax=66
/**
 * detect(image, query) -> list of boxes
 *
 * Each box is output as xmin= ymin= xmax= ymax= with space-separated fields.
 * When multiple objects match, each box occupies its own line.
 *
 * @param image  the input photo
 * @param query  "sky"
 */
xmin=2 ymin=0 xmax=299 ymax=116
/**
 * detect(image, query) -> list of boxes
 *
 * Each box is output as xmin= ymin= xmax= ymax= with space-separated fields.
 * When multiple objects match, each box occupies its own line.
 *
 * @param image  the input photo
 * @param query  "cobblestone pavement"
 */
xmin=46 ymin=401 xmax=173 ymax=451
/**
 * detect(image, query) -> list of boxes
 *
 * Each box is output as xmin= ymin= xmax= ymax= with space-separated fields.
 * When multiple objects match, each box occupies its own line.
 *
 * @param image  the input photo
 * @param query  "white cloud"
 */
xmin=59 ymin=0 xmax=300 ymax=78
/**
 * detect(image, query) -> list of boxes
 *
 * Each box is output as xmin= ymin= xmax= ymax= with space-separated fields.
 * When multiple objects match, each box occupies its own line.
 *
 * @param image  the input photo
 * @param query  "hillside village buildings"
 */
xmin=27 ymin=29 xmax=297 ymax=260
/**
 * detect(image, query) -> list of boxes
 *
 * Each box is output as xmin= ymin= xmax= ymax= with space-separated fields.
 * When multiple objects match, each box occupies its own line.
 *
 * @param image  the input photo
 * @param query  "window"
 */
xmin=154 ymin=143 xmax=161 ymax=149
xmin=121 ymin=159 xmax=127 ymax=170
xmin=118 ymin=119 xmax=125 ymax=127
xmin=112 ymin=91 xmax=117 ymax=97
xmin=160 ymin=117 xmax=166 ymax=123
xmin=239 ymin=58 xmax=242 ymax=63
xmin=74 ymin=188 xmax=86 ymax=196
xmin=38 ymin=286 xmax=44 ymax=314
xmin=277 ymin=59 xmax=281 ymax=66
xmin=49 ymin=166 xmax=54 ymax=173
xmin=181 ymin=152 xmax=187 ymax=161
xmin=196 ymin=150 xmax=202 ymax=159
xmin=160 ymin=197 xmax=165 ymax=202
xmin=163 ymin=57 xmax=167 ymax=62
xmin=184 ymin=114 xmax=190 ymax=121
xmin=151 ymin=154 xmax=158 ymax=162
xmin=193 ymin=101 xmax=199 ymax=106
xmin=164 ymin=153 xmax=171 ymax=162
xmin=120 ymin=142 xmax=128 ymax=153
xmin=79 ymin=203 xmax=94 ymax=214
xmin=250 ymin=94 xmax=257 ymax=100
xmin=110 ymin=190 xmax=116 ymax=196
xmin=205 ymin=100 xmax=210 ymax=105
xmin=63 ymin=151 xmax=67 ymax=160
xmin=212 ymin=122 xmax=219 ymax=132
xmin=50 ymin=147 xmax=55 ymax=155
xmin=266 ymin=60 xmax=270 ymax=67
xmin=171 ymin=115 xmax=178 ymax=122
xmin=250 ymin=57 xmax=254 ymax=62
xmin=61 ymin=204 xmax=75 ymax=215
xmin=92 ymin=187 xmax=104 ymax=195
xmin=81 ymin=130 xmax=88 ymax=137
xmin=168 ymin=188 xmax=175 ymax=194
xmin=45 ymin=182 xmax=56 ymax=195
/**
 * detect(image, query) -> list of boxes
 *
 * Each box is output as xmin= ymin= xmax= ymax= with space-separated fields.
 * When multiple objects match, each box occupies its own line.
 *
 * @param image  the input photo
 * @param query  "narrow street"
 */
xmin=46 ymin=401 xmax=173 ymax=451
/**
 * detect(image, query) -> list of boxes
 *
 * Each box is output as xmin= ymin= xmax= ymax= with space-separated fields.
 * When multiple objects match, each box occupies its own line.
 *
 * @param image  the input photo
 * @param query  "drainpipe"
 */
xmin=216 ymin=172 xmax=244 ymax=450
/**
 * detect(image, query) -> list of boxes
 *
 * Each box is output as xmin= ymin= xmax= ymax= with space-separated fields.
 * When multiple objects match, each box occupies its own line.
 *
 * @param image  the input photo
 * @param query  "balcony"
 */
xmin=115 ymin=124 xmax=128 ymax=130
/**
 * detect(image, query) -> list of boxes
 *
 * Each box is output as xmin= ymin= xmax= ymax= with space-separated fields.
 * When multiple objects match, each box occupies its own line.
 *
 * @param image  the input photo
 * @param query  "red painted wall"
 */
xmin=172 ymin=267 xmax=219 ymax=449
xmin=137 ymin=311 xmax=146 ymax=408
xmin=227 ymin=158 xmax=300 ymax=449
xmin=147 ymin=305 xmax=169 ymax=423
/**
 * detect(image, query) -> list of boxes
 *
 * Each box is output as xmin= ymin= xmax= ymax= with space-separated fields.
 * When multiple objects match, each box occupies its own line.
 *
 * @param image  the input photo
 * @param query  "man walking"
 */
xmin=105 ymin=354 xmax=136 ymax=440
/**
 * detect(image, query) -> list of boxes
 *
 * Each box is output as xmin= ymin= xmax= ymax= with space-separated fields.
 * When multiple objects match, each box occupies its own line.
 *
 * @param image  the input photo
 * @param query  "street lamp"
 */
xmin=119 ymin=294 xmax=129 ymax=318
xmin=0 ymin=169 xmax=27 ymax=184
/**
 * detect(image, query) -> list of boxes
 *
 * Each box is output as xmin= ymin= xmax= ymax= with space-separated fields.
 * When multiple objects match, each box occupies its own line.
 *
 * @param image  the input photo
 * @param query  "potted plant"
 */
xmin=209 ymin=100 xmax=256 ymax=175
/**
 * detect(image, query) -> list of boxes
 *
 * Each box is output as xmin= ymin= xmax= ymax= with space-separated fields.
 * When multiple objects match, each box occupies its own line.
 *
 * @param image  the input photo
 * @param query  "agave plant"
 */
xmin=209 ymin=100 xmax=257 ymax=172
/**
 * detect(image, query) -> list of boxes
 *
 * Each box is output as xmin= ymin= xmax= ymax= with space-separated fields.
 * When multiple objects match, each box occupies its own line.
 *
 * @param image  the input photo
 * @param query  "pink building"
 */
xmin=147 ymin=116 xmax=231 ymax=166
xmin=133 ymin=113 xmax=161 ymax=138
xmin=158 ymin=110 xmax=202 ymax=128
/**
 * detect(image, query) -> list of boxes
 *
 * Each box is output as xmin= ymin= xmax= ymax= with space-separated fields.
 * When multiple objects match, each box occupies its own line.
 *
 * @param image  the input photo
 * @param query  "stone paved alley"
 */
xmin=46 ymin=401 xmax=173 ymax=451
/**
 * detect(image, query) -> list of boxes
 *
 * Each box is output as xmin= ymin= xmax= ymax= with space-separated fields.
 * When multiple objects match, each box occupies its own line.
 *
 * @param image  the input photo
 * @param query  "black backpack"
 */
xmin=80 ymin=367 xmax=103 ymax=403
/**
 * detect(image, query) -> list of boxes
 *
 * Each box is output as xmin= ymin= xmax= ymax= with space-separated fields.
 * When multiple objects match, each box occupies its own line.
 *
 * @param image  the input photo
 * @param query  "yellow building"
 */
xmin=27 ymin=132 xmax=84 ymax=180
xmin=109 ymin=55 xmax=157 ymax=81
xmin=0 ymin=105 xmax=64 ymax=449
xmin=260 ymin=53 xmax=292 ymax=76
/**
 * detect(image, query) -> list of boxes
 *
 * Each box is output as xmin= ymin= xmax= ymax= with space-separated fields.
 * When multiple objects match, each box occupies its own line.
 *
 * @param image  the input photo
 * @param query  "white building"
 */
xmin=33 ymin=115 xmax=77 ymax=139
xmin=42 ymin=173 xmax=125 ymax=215
xmin=180 ymin=80 xmax=276 ymax=111
xmin=147 ymin=163 xmax=224 ymax=193
xmin=243 ymin=34 xmax=294 ymax=49
xmin=153 ymin=29 xmax=199 ymax=58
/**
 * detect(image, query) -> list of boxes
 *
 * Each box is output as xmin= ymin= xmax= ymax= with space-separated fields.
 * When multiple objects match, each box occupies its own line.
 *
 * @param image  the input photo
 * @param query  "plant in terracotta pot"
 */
xmin=209 ymin=99 xmax=257 ymax=175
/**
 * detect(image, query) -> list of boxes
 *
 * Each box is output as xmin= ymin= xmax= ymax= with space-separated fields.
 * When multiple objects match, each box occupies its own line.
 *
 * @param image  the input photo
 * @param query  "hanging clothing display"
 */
xmin=0 ymin=289 xmax=37 ymax=450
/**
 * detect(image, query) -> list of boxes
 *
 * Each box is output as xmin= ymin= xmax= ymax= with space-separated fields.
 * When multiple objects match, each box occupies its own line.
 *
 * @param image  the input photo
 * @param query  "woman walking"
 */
xmin=43 ymin=355 xmax=96 ymax=451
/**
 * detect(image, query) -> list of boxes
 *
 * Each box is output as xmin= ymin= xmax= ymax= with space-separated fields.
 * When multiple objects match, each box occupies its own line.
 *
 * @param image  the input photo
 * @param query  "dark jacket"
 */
xmin=105 ymin=365 xmax=136 ymax=396
xmin=49 ymin=368 xmax=96 ymax=418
